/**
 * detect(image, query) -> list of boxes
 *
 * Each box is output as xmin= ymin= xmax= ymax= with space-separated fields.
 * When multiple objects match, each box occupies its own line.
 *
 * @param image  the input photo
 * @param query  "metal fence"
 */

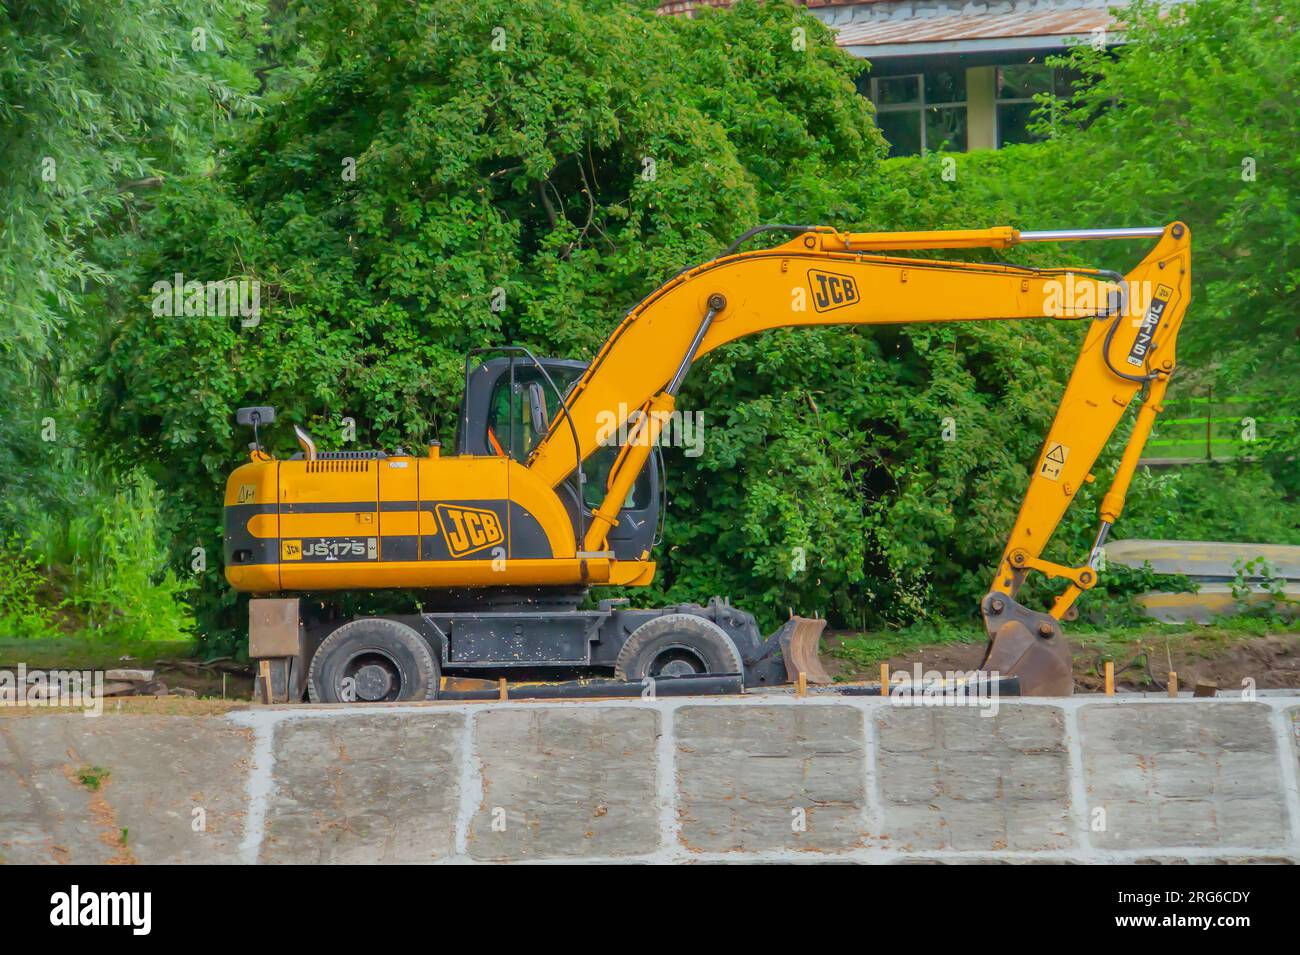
xmin=1140 ymin=390 xmax=1288 ymax=465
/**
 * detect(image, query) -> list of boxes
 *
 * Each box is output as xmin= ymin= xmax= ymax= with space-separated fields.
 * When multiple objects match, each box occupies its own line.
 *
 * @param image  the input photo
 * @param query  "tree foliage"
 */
xmin=0 ymin=0 xmax=258 ymax=641
xmin=976 ymin=0 xmax=1299 ymax=488
xmin=0 ymin=0 xmax=258 ymax=356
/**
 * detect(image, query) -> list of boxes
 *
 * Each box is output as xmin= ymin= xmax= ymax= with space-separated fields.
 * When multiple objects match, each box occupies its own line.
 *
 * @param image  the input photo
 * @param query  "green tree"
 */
xmin=0 ymin=0 xmax=260 ymax=642
xmin=1 ymin=0 xmax=258 ymax=355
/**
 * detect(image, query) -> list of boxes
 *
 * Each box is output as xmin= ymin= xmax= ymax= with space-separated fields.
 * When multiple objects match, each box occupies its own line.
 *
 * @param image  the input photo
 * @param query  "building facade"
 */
xmin=660 ymin=1 xmax=1173 ymax=156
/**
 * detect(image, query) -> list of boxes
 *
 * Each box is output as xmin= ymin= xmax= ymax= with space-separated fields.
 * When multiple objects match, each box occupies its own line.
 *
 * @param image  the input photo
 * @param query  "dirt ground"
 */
xmin=5 ymin=630 xmax=1299 ymax=703
xmin=0 ymin=639 xmax=255 ymax=702
xmin=142 ymin=660 xmax=254 ymax=700
xmin=823 ymin=630 xmax=1300 ymax=693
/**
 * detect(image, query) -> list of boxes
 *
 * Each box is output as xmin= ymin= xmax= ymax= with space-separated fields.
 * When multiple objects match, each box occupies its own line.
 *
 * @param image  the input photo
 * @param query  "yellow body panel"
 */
xmin=224 ymin=457 xmax=280 ymax=591
xmin=378 ymin=454 xmax=420 ymax=548
xmin=281 ymin=557 xmax=611 ymax=589
xmin=226 ymin=451 xmax=593 ymax=591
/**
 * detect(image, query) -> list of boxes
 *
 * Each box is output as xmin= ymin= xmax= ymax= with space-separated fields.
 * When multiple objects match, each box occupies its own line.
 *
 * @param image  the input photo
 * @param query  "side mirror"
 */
xmin=236 ymin=406 xmax=275 ymax=453
xmin=237 ymin=406 xmax=276 ymax=426
xmin=527 ymin=381 xmax=550 ymax=438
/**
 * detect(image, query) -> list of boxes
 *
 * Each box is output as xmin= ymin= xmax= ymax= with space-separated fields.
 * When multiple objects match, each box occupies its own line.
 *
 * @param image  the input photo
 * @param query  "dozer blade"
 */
xmin=981 ymin=620 xmax=1074 ymax=697
xmin=776 ymin=616 xmax=833 ymax=685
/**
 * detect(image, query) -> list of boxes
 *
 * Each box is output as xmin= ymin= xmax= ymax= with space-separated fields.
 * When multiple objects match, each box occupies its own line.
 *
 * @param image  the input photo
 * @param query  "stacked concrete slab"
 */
xmin=2 ymin=695 xmax=1298 ymax=863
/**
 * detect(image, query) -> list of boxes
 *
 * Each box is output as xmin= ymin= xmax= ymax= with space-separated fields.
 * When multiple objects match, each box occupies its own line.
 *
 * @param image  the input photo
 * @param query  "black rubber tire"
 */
xmin=614 ymin=613 xmax=743 ymax=681
xmin=307 ymin=618 xmax=439 ymax=703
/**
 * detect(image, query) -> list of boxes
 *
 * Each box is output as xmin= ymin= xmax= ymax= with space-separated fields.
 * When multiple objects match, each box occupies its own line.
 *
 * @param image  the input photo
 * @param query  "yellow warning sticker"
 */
xmin=281 ymin=539 xmax=303 ymax=561
xmin=237 ymin=483 xmax=257 ymax=504
xmin=1040 ymin=442 xmax=1069 ymax=481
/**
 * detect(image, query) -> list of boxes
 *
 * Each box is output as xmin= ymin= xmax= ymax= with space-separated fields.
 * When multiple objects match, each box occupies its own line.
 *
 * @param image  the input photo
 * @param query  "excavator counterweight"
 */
xmin=224 ymin=222 xmax=1191 ymax=702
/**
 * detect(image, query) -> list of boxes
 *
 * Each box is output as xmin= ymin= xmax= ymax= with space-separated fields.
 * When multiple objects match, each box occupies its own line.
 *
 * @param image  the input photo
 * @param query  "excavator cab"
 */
xmin=457 ymin=355 xmax=662 ymax=562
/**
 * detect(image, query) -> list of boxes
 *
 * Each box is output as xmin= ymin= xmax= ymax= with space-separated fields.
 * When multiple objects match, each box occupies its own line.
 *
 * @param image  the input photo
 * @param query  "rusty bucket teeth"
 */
xmin=778 ymin=616 xmax=833 ymax=685
xmin=981 ymin=620 xmax=1074 ymax=697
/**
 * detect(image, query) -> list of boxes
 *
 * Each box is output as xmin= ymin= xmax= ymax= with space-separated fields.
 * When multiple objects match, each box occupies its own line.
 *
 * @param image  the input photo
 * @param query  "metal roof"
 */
xmin=658 ymin=1 xmax=887 ymax=13
xmin=658 ymin=2 xmax=1121 ymax=57
xmin=836 ymin=7 xmax=1115 ymax=48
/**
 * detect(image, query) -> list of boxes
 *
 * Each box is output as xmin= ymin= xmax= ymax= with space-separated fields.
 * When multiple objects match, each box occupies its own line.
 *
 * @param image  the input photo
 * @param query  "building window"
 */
xmin=869 ymin=70 xmax=967 ymax=157
xmin=995 ymin=65 xmax=1078 ymax=147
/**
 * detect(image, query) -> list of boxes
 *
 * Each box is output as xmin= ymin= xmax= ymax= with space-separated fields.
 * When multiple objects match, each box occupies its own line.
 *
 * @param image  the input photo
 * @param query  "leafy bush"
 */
xmin=0 ymin=538 xmax=59 ymax=639
xmin=0 ymin=380 xmax=195 ymax=642
xmin=0 ymin=0 xmax=259 ymax=357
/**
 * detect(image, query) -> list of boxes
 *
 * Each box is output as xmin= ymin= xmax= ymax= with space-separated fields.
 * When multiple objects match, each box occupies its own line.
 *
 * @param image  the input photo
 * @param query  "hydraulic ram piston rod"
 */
xmin=1018 ymin=227 xmax=1167 ymax=242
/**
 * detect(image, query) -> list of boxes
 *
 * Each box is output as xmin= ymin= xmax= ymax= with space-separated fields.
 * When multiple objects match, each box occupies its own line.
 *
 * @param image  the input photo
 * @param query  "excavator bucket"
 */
xmin=981 ymin=620 xmax=1074 ymax=697
xmin=775 ymin=616 xmax=834 ymax=685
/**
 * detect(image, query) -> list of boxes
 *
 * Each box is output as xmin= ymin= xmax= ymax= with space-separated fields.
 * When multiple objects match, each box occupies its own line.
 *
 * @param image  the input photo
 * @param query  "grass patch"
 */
xmin=831 ymin=621 xmax=984 ymax=669
xmin=0 ymin=635 xmax=196 ymax=670
xmin=75 ymin=765 xmax=111 ymax=791
xmin=831 ymin=613 xmax=1294 ymax=671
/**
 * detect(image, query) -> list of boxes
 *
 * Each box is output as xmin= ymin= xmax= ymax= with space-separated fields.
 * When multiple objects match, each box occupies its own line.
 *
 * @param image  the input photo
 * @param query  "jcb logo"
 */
xmin=435 ymin=503 xmax=505 ymax=558
xmin=808 ymin=269 xmax=859 ymax=313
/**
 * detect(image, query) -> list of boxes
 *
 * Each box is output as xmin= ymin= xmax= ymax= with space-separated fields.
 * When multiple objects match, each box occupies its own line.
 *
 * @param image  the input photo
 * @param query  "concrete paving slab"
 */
xmin=262 ymin=712 xmax=465 ymax=863
xmin=1079 ymin=702 xmax=1286 ymax=850
xmin=674 ymin=703 xmax=866 ymax=852
xmin=468 ymin=706 xmax=659 ymax=861
xmin=875 ymin=705 xmax=1073 ymax=852
xmin=0 ymin=712 xmax=252 ymax=864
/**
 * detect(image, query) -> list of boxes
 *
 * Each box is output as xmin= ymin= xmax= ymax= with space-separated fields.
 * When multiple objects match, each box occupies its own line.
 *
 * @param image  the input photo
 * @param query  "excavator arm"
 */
xmin=528 ymin=222 xmax=1192 ymax=694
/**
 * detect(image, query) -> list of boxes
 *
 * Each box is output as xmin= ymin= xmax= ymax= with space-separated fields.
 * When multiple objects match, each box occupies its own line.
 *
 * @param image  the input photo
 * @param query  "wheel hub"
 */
xmin=352 ymin=662 xmax=395 ymax=701
xmin=649 ymin=645 xmax=706 ymax=678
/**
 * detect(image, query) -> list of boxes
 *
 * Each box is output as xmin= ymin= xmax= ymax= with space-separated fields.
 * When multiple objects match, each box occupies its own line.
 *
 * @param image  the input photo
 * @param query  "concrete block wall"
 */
xmin=2 ymin=695 xmax=1299 ymax=864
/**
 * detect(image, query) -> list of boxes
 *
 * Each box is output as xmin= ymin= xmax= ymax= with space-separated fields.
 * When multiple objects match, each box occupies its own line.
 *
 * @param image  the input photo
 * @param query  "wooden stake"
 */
xmin=1167 ymin=670 xmax=1178 ymax=697
xmin=498 ymin=678 xmax=508 ymax=701
xmin=1104 ymin=660 xmax=1115 ymax=696
xmin=796 ymin=671 xmax=807 ymax=697
xmin=880 ymin=663 xmax=890 ymax=697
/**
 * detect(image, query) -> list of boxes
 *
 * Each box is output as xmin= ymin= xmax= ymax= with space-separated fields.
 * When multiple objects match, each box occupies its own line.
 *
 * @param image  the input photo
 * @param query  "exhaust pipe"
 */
xmin=293 ymin=424 xmax=318 ymax=461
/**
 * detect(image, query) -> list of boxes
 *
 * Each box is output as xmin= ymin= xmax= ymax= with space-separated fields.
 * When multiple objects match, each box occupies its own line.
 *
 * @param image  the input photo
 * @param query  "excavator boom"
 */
xmin=526 ymin=222 xmax=1191 ymax=693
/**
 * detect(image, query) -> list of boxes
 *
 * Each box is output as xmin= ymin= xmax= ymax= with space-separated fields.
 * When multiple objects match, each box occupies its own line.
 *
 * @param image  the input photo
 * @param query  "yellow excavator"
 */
xmin=224 ymin=222 xmax=1190 ymax=703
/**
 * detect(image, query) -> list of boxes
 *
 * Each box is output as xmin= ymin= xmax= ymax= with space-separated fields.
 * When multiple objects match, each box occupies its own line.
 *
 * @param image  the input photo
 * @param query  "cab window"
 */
xmin=484 ymin=366 xmax=651 ymax=510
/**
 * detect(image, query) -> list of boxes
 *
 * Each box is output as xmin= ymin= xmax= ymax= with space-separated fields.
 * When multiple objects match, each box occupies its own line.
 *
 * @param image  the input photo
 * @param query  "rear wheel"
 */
xmin=614 ymin=613 xmax=742 ymax=681
xmin=307 ymin=618 xmax=439 ymax=703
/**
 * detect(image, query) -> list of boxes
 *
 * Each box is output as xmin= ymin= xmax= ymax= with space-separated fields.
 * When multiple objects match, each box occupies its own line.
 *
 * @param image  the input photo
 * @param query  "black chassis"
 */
xmin=302 ymin=596 xmax=791 ymax=690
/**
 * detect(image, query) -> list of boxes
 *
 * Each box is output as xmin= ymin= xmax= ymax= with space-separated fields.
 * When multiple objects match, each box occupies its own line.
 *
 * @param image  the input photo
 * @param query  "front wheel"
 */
xmin=614 ymin=613 xmax=742 ymax=681
xmin=307 ymin=618 xmax=439 ymax=703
